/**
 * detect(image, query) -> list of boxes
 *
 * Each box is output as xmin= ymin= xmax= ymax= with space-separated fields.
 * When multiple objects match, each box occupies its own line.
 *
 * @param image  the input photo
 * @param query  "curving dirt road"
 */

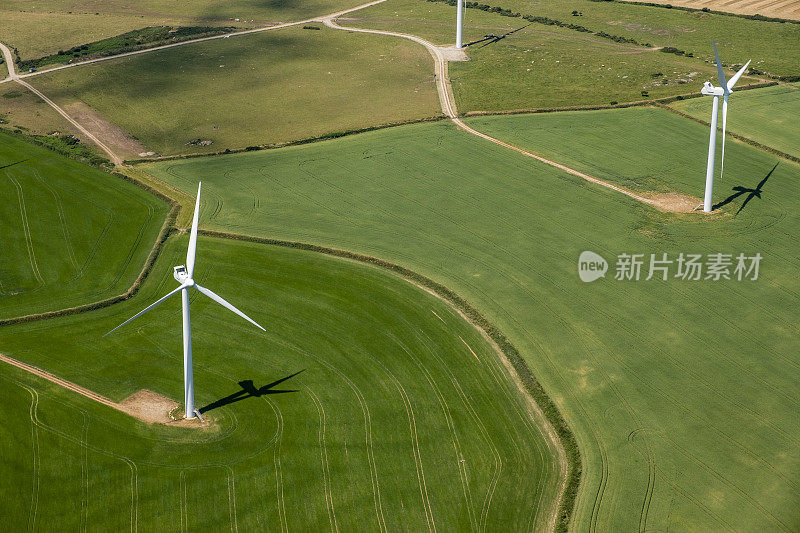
xmin=323 ymin=17 xmax=697 ymax=213
xmin=322 ymin=16 xmax=458 ymax=119
xmin=0 ymin=0 xmax=390 ymax=167
xmin=11 ymin=1 xmax=389 ymax=82
xmin=1 ymin=40 xmax=123 ymax=165
xmin=3 ymin=1 xmax=697 ymax=212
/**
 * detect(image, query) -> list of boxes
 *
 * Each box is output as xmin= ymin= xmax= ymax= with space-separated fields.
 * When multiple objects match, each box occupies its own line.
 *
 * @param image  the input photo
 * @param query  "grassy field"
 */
xmin=29 ymin=25 xmax=441 ymax=157
xmin=0 ymin=131 xmax=169 ymax=319
xmin=1 ymin=84 xmax=88 ymax=139
xmin=484 ymin=0 xmax=800 ymax=78
xmin=348 ymin=0 xmax=800 ymax=78
xmin=0 ymin=0 xmax=366 ymax=60
xmin=344 ymin=0 xmax=752 ymax=110
xmin=464 ymin=105 xmax=797 ymax=202
xmin=0 ymin=234 xmax=559 ymax=530
xmin=670 ymin=82 xmax=800 ymax=159
xmin=144 ymin=116 xmax=800 ymax=530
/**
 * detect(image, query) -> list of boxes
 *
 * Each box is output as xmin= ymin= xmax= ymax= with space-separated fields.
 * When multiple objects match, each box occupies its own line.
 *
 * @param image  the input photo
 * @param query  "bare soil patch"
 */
xmin=118 ymin=389 xmax=207 ymax=427
xmin=0 ymin=352 xmax=207 ymax=427
xmin=438 ymin=45 xmax=469 ymax=62
xmin=641 ymin=191 xmax=703 ymax=213
xmin=63 ymin=101 xmax=147 ymax=159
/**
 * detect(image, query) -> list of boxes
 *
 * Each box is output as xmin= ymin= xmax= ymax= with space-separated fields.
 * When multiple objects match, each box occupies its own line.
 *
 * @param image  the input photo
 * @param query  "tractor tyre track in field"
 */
xmin=409 ymin=327 xmax=506 ymax=532
xmin=10 ymin=175 xmax=45 ymax=286
xmin=226 ymin=465 xmax=239 ymax=533
xmin=3 ymin=376 xmax=153 ymax=532
xmin=307 ymin=388 xmax=339 ymax=532
xmin=271 ymin=398 xmax=288 ymax=533
xmin=450 ymin=375 xmax=502 ymax=532
xmin=368 ymin=346 xmax=437 ymax=531
xmin=81 ymin=411 xmax=90 ymax=532
xmin=25 ymin=385 xmax=41 ymax=532
xmin=397 ymin=342 xmax=480 ymax=530
xmin=179 ymin=470 xmax=188 ymax=533
xmin=263 ymin=334 xmax=388 ymax=531
xmin=33 ymin=169 xmax=79 ymax=271
xmin=37 ymin=174 xmax=117 ymax=288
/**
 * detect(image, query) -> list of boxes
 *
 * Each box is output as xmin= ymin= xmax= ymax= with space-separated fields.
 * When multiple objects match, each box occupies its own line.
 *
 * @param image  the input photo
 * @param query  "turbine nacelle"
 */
xmin=173 ymin=265 xmax=191 ymax=284
xmin=701 ymin=81 xmax=725 ymax=96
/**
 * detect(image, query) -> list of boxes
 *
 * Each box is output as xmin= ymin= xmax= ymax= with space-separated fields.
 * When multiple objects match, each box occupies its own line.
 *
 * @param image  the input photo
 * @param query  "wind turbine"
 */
xmin=456 ymin=0 xmax=464 ymax=49
xmin=104 ymin=183 xmax=265 ymax=420
xmin=700 ymin=41 xmax=750 ymax=213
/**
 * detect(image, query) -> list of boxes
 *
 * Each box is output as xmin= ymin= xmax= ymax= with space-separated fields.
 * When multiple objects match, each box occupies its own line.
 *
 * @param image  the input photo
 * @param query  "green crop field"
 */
xmin=144 ymin=116 xmax=800 ymax=531
xmin=464 ymin=105 xmax=794 ymax=201
xmin=0 ymin=0 xmax=366 ymax=60
xmin=29 ymin=25 xmax=441 ymax=157
xmin=0 ymin=130 xmax=168 ymax=320
xmin=343 ymin=0 xmax=755 ymax=110
xmin=0 ymin=234 xmax=559 ymax=530
xmin=2 ymin=0 xmax=798 ymax=528
xmin=670 ymin=83 xmax=800 ymax=159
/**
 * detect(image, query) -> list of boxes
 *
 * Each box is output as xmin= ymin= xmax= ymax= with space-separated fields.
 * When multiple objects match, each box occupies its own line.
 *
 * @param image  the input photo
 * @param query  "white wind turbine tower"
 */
xmin=700 ymin=41 xmax=750 ymax=213
xmin=105 ymin=183 xmax=265 ymax=420
xmin=456 ymin=0 xmax=464 ymax=49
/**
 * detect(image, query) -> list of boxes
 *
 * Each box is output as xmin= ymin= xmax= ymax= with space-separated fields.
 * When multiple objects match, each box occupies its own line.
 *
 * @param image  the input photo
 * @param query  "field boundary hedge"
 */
xmin=124 ymin=115 xmax=446 ymax=165
xmin=426 ymin=0 xmax=657 ymax=47
xmin=16 ymin=26 xmax=236 ymax=71
xmin=0 ymin=127 xmax=114 ymax=169
xmin=656 ymin=101 xmax=800 ymax=164
xmin=462 ymin=81 xmax=777 ymax=116
xmin=197 ymin=228 xmax=582 ymax=532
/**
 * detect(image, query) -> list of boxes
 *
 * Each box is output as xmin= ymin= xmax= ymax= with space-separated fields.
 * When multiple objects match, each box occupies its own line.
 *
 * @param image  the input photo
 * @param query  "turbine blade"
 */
xmin=103 ymin=284 xmax=186 ymax=337
xmin=719 ymin=94 xmax=728 ymax=182
xmin=712 ymin=40 xmax=730 ymax=94
xmin=186 ymin=182 xmax=202 ymax=278
xmin=194 ymin=284 xmax=266 ymax=331
xmin=727 ymin=60 xmax=751 ymax=91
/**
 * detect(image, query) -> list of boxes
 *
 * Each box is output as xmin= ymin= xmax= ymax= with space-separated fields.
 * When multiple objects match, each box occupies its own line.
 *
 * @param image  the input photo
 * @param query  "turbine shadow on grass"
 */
xmin=465 ymin=24 xmax=530 ymax=48
xmin=712 ymin=162 xmax=777 ymax=215
xmin=199 ymin=369 xmax=304 ymax=414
